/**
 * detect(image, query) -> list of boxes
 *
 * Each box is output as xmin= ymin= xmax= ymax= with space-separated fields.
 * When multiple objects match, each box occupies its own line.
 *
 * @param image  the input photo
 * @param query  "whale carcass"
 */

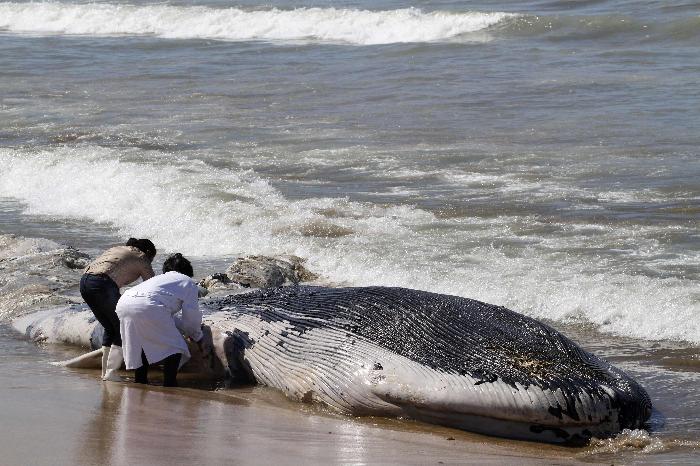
xmin=14 ymin=285 xmax=652 ymax=443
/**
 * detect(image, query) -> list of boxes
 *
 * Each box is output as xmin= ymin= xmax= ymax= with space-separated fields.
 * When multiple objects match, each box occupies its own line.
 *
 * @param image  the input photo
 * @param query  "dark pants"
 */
xmin=80 ymin=273 xmax=122 ymax=347
xmin=135 ymin=351 xmax=182 ymax=387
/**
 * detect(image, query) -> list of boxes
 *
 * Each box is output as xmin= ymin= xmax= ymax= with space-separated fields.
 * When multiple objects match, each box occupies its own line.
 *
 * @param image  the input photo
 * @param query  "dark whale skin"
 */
xmin=215 ymin=285 xmax=652 ymax=443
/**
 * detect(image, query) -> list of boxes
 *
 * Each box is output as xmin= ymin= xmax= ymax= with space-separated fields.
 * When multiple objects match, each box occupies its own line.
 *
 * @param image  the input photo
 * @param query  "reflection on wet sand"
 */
xmin=79 ymin=383 xmax=225 ymax=465
xmin=6 ymin=324 xmax=697 ymax=466
xmin=79 ymin=384 xmax=121 ymax=465
xmin=67 ymin=379 xmax=586 ymax=466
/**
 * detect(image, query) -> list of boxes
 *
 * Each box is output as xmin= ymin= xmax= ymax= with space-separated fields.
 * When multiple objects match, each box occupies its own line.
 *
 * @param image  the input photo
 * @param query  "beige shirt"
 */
xmin=84 ymin=246 xmax=155 ymax=288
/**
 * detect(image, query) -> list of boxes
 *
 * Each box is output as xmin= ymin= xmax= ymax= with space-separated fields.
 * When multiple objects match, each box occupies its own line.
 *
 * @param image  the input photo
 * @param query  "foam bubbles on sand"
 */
xmin=582 ymin=429 xmax=700 ymax=456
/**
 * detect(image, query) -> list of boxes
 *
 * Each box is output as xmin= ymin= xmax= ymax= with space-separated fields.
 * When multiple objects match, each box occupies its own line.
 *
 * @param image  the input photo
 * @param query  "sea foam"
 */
xmin=0 ymin=2 xmax=512 ymax=45
xmin=1 ymin=146 xmax=698 ymax=345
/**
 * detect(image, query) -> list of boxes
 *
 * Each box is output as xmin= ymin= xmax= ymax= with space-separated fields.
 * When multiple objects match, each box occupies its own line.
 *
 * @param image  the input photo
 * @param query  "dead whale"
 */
xmin=13 ymin=286 xmax=652 ymax=443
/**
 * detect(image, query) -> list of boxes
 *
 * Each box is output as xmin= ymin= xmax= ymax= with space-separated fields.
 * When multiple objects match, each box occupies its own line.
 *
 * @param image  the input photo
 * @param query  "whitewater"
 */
xmin=0 ymin=2 xmax=512 ymax=45
xmin=1 ymin=146 xmax=697 ymax=344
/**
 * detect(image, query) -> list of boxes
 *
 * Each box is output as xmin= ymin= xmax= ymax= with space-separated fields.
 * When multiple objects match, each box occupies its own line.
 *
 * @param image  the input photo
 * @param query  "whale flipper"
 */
xmin=50 ymin=348 xmax=103 ymax=369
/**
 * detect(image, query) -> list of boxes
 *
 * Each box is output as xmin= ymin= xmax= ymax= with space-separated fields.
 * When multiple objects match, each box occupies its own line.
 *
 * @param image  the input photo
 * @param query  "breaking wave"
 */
xmin=0 ymin=2 xmax=512 ymax=45
xmin=1 ymin=146 xmax=699 ymax=345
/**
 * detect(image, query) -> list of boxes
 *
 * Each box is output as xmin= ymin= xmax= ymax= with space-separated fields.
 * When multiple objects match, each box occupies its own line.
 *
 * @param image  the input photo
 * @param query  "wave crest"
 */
xmin=0 ymin=2 xmax=512 ymax=45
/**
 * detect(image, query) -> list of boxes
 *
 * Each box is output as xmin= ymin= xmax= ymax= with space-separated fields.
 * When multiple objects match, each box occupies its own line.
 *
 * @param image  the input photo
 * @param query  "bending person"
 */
xmin=116 ymin=253 xmax=204 ymax=387
xmin=81 ymin=238 xmax=156 ymax=381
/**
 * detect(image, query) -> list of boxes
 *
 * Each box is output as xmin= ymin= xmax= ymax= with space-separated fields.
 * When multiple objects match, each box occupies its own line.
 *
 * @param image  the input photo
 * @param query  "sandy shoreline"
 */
xmin=1 ymin=324 xmax=598 ymax=466
xmin=0 ymin=228 xmax=698 ymax=464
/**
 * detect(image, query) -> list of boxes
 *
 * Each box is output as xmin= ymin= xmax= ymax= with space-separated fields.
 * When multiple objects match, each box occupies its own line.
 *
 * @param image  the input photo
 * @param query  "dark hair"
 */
xmin=126 ymin=238 xmax=156 ymax=260
xmin=162 ymin=253 xmax=194 ymax=277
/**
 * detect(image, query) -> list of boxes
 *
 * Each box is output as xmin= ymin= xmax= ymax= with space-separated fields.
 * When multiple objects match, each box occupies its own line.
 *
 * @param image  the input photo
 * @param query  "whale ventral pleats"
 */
xmin=213 ymin=285 xmax=652 ymax=441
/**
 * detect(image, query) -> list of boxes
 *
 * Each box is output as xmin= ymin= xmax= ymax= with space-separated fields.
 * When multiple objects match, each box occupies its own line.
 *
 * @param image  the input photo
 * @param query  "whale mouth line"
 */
xmin=396 ymin=406 xmax=606 ymax=444
xmin=371 ymin=388 xmax=599 ymax=426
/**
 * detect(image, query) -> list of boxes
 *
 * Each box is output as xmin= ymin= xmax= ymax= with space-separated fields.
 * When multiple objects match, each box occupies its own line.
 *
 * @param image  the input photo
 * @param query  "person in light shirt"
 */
xmin=81 ymin=238 xmax=156 ymax=381
xmin=116 ymin=253 xmax=205 ymax=387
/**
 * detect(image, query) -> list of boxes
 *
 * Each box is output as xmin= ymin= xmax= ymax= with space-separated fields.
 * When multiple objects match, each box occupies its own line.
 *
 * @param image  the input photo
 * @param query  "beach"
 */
xmin=1 ymin=324 xmax=593 ymax=466
xmin=0 ymin=215 xmax=698 ymax=464
xmin=1 ymin=0 xmax=699 ymax=463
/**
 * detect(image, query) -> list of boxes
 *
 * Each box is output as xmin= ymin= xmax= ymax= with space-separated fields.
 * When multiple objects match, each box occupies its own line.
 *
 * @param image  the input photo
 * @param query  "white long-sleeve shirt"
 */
xmin=116 ymin=271 xmax=203 ymax=370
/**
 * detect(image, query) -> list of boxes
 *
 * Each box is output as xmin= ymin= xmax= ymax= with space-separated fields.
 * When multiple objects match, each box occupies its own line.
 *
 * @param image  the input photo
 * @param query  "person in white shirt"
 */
xmin=115 ymin=253 xmax=204 ymax=387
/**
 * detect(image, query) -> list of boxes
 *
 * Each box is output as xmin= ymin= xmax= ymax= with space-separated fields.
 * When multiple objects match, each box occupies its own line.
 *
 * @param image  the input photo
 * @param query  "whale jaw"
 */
xmin=364 ymin=358 xmax=647 ymax=444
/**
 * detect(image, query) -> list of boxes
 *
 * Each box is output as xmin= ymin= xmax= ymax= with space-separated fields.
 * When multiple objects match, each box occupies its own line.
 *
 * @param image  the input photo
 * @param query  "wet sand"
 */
xmin=1 ymin=324 xmax=592 ymax=466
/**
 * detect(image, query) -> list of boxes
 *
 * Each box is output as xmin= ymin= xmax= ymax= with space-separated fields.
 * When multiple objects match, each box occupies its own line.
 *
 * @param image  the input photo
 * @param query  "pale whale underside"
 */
xmin=14 ymin=286 xmax=652 ymax=443
xmin=209 ymin=286 xmax=652 ymax=443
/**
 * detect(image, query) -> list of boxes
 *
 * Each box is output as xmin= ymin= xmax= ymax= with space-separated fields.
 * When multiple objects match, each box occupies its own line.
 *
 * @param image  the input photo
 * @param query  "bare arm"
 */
xmin=140 ymin=259 xmax=155 ymax=282
xmin=179 ymin=281 xmax=203 ymax=342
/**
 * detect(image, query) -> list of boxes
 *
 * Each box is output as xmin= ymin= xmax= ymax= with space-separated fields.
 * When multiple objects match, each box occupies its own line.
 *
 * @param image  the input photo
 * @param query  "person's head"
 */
xmin=126 ymin=238 xmax=156 ymax=262
xmin=162 ymin=253 xmax=194 ymax=278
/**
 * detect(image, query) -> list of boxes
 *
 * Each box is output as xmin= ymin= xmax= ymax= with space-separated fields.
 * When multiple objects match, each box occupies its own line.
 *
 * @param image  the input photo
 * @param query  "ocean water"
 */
xmin=0 ymin=0 xmax=699 ymax=460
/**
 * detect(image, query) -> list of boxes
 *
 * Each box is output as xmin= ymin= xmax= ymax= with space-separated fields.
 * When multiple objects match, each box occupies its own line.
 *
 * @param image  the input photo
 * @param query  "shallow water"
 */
xmin=1 ymin=0 xmax=699 ymax=462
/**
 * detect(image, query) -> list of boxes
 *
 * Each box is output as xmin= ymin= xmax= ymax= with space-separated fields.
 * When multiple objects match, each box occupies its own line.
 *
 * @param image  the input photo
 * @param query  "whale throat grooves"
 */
xmin=212 ymin=286 xmax=652 ymax=443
